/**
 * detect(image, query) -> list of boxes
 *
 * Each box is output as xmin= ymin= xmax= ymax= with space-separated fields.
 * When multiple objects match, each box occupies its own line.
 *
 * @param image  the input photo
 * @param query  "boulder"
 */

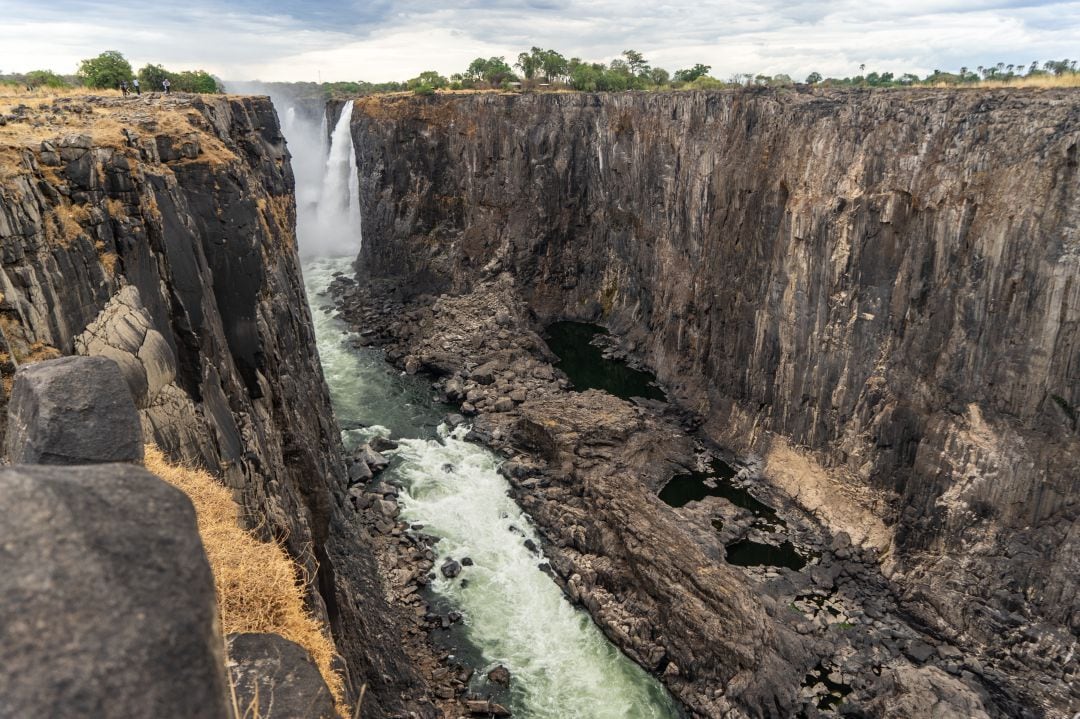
xmin=487 ymin=664 xmax=511 ymax=685
xmin=5 ymin=356 xmax=143 ymax=465
xmin=226 ymin=633 xmax=336 ymax=719
xmin=369 ymin=436 xmax=399 ymax=452
xmin=0 ymin=463 xmax=229 ymax=717
xmin=466 ymin=699 xmax=511 ymax=716
xmin=493 ymin=396 xmax=515 ymax=412
xmin=348 ymin=460 xmax=373 ymax=484
xmin=441 ymin=559 xmax=462 ymax=578
xmin=360 ymin=445 xmax=390 ymax=472
xmin=470 ymin=360 xmax=503 ymax=385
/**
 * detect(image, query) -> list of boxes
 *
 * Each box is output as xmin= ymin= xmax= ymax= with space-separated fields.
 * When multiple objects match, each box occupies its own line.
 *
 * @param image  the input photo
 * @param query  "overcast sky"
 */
xmin=1 ymin=0 xmax=1077 ymax=82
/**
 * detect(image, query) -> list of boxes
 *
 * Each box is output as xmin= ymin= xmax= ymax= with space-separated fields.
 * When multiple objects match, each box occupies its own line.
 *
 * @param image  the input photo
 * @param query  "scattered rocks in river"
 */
xmin=360 ymin=444 xmax=390 ymax=472
xmin=370 ymin=436 xmax=399 ymax=452
xmin=487 ymin=664 xmax=511 ymax=686
xmin=441 ymin=559 xmax=462 ymax=578
xmin=466 ymin=698 xmax=511 ymax=717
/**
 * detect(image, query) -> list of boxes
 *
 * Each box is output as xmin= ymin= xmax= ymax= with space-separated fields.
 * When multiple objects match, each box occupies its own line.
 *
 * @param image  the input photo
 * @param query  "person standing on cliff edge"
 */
xmin=162 ymin=78 xmax=171 ymax=94
xmin=132 ymin=78 xmax=140 ymax=95
xmin=119 ymin=80 xmax=128 ymax=96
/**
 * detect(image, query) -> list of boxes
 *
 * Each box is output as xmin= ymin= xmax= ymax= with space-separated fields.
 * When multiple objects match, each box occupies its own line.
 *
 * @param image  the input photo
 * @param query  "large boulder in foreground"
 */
xmin=227 ymin=633 xmax=336 ymax=719
xmin=0 ymin=463 xmax=229 ymax=718
xmin=5 ymin=355 xmax=143 ymax=464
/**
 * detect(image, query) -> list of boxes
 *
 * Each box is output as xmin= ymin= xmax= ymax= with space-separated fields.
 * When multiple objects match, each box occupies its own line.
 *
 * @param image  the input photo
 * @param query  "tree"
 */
xmin=648 ymin=67 xmax=670 ymax=86
xmin=77 ymin=50 xmax=133 ymax=89
xmin=805 ymin=71 xmax=822 ymax=84
xmin=673 ymin=63 xmax=711 ymax=82
xmin=407 ymin=70 xmax=448 ymax=89
xmin=26 ymin=70 xmax=68 ymax=88
xmin=466 ymin=57 xmax=515 ymax=85
xmin=516 ymin=48 xmax=542 ymax=80
xmin=138 ymin=63 xmax=171 ymax=90
xmin=622 ymin=49 xmax=650 ymax=76
xmin=538 ymin=49 xmax=568 ymax=82
xmin=466 ymin=57 xmax=490 ymax=81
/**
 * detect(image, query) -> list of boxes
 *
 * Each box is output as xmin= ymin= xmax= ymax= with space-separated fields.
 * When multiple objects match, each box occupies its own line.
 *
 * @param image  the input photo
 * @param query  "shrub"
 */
xmin=77 ymin=50 xmax=133 ymax=89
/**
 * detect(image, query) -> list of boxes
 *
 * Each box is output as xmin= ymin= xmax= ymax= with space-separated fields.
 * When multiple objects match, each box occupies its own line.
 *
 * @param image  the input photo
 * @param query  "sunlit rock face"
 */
xmin=347 ymin=88 xmax=1080 ymax=715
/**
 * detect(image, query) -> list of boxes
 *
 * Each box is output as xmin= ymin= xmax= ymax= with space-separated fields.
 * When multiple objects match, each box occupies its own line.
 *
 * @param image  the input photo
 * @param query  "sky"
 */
xmin=0 ymin=0 xmax=1077 ymax=83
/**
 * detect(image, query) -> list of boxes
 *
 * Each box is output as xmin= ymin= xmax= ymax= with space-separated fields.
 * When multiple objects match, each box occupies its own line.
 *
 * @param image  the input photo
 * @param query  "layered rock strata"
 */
xmin=345 ymin=89 xmax=1079 ymax=716
xmin=0 ymin=93 xmax=429 ymax=716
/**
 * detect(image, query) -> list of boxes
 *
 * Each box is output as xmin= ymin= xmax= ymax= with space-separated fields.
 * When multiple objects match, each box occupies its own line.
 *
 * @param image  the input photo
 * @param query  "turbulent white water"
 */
xmin=303 ymin=259 xmax=680 ymax=718
xmin=281 ymin=90 xmax=680 ymax=717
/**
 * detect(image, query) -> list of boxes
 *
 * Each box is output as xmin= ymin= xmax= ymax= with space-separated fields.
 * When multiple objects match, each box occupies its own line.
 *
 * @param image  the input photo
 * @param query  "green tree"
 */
xmin=481 ymin=57 xmax=515 ymax=85
xmin=647 ymin=67 xmax=670 ymax=86
xmin=568 ymin=61 xmax=602 ymax=91
xmin=805 ymin=71 xmax=822 ymax=84
xmin=407 ymin=70 xmax=448 ymax=90
xmin=137 ymin=63 xmax=171 ymax=90
xmin=25 ymin=70 xmax=68 ymax=88
xmin=516 ymin=47 xmax=542 ymax=80
xmin=622 ymin=49 xmax=650 ymax=76
xmin=539 ymin=49 xmax=568 ymax=82
xmin=174 ymin=70 xmax=220 ymax=93
xmin=77 ymin=50 xmax=133 ymax=89
xmin=673 ymin=63 xmax=711 ymax=82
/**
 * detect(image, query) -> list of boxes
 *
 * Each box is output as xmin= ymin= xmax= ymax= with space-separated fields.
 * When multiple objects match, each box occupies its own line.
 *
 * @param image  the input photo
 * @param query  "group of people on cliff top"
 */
xmin=119 ymin=77 xmax=170 ymax=96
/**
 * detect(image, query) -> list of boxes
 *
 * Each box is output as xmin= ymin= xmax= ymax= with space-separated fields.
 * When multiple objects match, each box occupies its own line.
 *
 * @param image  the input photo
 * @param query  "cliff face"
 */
xmin=0 ymin=93 xmax=425 ymax=717
xmin=350 ymin=89 xmax=1079 ymax=703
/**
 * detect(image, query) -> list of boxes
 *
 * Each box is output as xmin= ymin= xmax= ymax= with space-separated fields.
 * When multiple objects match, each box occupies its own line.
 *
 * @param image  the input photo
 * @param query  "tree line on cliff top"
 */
xmin=0 ymin=51 xmax=220 ymax=93
xmin=4 ymin=48 xmax=1077 ymax=98
xmin=398 ymin=48 xmax=1079 ymax=94
xmin=244 ymin=49 xmax=1079 ymax=99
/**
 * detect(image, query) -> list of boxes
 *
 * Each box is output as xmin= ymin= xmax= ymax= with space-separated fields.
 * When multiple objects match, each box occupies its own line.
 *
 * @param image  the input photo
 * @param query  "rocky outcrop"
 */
xmin=347 ymin=89 xmax=1079 ymax=715
xmin=5 ymin=354 xmax=143 ymax=464
xmin=0 ymin=462 xmax=229 ymax=719
xmin=227 ymin=633 xmax=337 ymax=719
xmin=0 ymin=94 xmax=429 ymax=716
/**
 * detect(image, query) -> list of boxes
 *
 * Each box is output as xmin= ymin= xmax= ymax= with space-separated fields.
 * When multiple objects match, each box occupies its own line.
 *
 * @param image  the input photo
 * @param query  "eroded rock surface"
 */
xmin=5 ymin=355 xmax=143 ymax=464
xmin=343 ymin=88 xmax=1079 ymax=716
xmin=0 ymin=94 xmax=433 ymax=717
xmin=226 ymin=633 xmax=337 ymax=719
xmin=0 ymin=463 xmax=229 ymax=718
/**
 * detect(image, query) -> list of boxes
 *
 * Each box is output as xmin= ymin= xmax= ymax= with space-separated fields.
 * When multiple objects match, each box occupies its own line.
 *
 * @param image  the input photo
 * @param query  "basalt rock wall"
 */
xmin=0 ymin=94 xmax=426 ymax=717
xmin=349 ymin=89 xmax=1079 ymax=686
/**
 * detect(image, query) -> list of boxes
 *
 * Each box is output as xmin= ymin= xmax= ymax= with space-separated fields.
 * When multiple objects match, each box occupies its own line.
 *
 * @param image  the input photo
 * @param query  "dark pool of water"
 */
xmin=659 ymin=458 xmax=786 ymax=530
xmin=544 ymin=321 xmax=665 ymax=402
xmin=725 ymin=539 xmax=808 ymax=570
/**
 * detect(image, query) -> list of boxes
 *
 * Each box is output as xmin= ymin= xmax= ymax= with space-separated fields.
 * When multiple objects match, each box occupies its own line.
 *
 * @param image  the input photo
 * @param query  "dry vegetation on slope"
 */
xmin=144 ymin=445 xmax=346 ymax=716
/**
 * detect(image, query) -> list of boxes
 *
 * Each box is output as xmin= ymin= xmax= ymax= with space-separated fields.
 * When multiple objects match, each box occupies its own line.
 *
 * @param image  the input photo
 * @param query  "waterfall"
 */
xmin=282 ymin=99 xmax=361 ymax=258
xmin=311 ymin=100 xmax=362 ymax=255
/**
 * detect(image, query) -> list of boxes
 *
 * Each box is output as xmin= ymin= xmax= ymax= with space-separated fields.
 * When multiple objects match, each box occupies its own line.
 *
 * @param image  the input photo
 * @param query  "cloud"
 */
xmin=0 ymin=0 xmax=1077 ymax=81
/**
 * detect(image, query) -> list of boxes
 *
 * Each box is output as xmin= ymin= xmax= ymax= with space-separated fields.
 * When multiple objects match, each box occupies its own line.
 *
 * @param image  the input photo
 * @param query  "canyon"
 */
xmin=337 ymin=88 xmax=1078 ymax=717
xmin=0 ymin=85 xmax=1076 ymax=718
xmin=0 ymin=93 xmax=437 ymax=717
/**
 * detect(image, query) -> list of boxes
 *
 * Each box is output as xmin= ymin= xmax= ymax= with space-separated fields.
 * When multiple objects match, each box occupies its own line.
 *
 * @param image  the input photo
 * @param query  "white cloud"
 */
xmin=0 ymin=0 xmax=1077 ymax=81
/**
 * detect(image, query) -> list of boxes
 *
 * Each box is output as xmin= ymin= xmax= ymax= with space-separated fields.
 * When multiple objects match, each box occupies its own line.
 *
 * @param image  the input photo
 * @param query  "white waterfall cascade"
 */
xmin=296 ymin=99 xmax=362 ymax=257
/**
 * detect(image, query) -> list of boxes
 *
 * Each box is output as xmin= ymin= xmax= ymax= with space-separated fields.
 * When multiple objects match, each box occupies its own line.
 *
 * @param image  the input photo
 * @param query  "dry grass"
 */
xmin=0 ymin=87 xmax=238 ymax=166
xmin=144 ymin=445 xmax=346 ymax=715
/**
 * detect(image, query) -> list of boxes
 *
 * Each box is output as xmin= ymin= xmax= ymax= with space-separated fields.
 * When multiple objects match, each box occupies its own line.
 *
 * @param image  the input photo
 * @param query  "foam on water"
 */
xmin=302 ymin=258 xmax=681 ymax=719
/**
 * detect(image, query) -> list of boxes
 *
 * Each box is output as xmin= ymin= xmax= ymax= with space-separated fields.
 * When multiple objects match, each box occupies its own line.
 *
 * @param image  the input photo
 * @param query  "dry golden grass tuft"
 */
xmin=144 ymin=445 xmax=346 ymax=716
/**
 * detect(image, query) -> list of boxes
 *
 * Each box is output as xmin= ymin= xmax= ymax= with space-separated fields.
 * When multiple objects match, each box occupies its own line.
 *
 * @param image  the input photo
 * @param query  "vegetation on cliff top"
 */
xmin=228 ymin=48 xmax=1080 ymax=100
xmin=2 ymin=50 xmax=220 ymax=94
xmin=145 ymin=445 xmax=346 ymax=716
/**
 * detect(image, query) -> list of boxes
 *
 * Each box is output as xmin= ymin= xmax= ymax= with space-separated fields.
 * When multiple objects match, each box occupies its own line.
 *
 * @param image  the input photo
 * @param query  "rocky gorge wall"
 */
xmin=346 ymin=89 xmax=1079 ymax=709
xmin=0 ymin=93 xmax=429 ymax=717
